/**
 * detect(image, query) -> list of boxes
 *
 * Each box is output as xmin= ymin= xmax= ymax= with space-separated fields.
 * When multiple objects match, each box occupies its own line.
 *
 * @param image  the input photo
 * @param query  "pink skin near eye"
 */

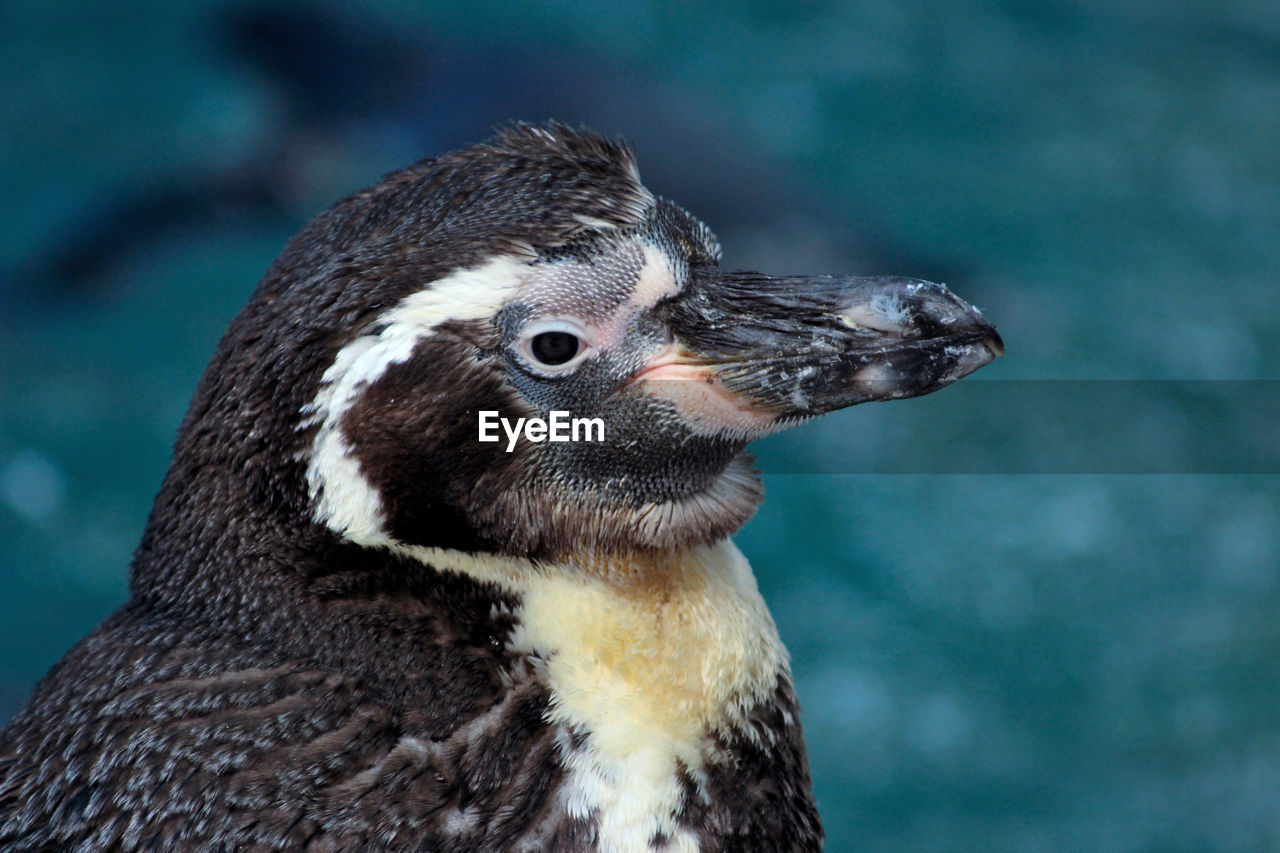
xmin=525 ymin=241 xmax=779 ymax=434
xmin=627 ymin=345 xmax=779 ymax=435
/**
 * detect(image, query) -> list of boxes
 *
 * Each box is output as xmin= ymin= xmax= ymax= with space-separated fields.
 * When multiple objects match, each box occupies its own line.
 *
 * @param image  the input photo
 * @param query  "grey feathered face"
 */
xmin=291 ymin=127 xmax=1001 ymax=559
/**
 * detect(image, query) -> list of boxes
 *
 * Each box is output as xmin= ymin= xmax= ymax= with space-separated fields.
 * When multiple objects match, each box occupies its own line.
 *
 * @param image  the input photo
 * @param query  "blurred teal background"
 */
xmin=2 ymin=2 xmax=1279 ymax=849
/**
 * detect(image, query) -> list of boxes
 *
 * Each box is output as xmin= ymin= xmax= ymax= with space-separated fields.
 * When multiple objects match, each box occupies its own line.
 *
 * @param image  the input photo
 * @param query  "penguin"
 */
xmin=0 ymin=123 xmax=1001 ymax=851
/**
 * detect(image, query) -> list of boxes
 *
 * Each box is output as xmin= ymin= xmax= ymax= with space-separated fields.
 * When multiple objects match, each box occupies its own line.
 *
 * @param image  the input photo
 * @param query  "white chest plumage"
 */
xmin=400 ymin=540 xmax=789 ymax=852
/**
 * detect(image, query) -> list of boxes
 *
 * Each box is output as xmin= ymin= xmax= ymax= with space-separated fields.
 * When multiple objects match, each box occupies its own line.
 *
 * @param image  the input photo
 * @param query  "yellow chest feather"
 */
xmin=402 ymin=539 xmax=789 ymax=851
xmin=513 ymin=541 xmax=786 ymax=767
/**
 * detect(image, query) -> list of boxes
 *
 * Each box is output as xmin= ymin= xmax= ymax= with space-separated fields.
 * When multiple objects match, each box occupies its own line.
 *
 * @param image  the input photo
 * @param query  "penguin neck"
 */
xmin=400 ymin=539 xmax=790 ymax=849
xmin=399 ymin=538 xmax=789 ymax=738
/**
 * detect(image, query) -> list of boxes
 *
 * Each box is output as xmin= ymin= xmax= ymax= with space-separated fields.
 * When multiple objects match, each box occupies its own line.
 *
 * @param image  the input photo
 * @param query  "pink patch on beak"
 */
xmin=627 ymin=346 xmax=779 ymax=435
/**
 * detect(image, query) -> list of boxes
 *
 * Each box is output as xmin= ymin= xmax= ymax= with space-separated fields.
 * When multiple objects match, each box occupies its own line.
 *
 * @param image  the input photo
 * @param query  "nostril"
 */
xmin=838 ymin=294 xmax=912 ymax=335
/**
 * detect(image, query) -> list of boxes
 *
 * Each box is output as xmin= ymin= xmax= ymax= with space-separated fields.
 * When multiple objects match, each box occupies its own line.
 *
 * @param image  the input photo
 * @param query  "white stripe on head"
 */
xmin=300 ymin=254 xmax=529 ymax=543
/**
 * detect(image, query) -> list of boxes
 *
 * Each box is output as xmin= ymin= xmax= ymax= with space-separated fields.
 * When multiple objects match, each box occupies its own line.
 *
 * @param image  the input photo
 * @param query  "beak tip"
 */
xmin=984 ymin=330 xmax=1006 ymax=359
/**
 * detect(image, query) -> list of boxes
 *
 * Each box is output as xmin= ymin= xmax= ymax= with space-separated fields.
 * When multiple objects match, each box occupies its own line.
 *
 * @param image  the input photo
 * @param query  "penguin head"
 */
xmin=152 ymin=124 xmax=1001 ymax=570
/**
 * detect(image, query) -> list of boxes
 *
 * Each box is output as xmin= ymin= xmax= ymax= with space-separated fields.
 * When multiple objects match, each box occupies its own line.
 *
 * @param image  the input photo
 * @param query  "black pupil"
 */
xmin=530 ymin=331 xmax=580 ymax=366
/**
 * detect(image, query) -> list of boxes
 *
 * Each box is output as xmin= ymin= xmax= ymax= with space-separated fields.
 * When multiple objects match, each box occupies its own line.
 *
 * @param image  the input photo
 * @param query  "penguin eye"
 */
xmin=516 ymin=320 xmax=593 ymax=375
xmin=530 ymin=331 xmax=580 ymax=366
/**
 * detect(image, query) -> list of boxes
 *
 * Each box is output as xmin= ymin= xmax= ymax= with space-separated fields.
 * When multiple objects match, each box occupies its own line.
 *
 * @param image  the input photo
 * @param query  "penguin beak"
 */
xmin=633 ymin=272 xmax=1003 ymax=427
